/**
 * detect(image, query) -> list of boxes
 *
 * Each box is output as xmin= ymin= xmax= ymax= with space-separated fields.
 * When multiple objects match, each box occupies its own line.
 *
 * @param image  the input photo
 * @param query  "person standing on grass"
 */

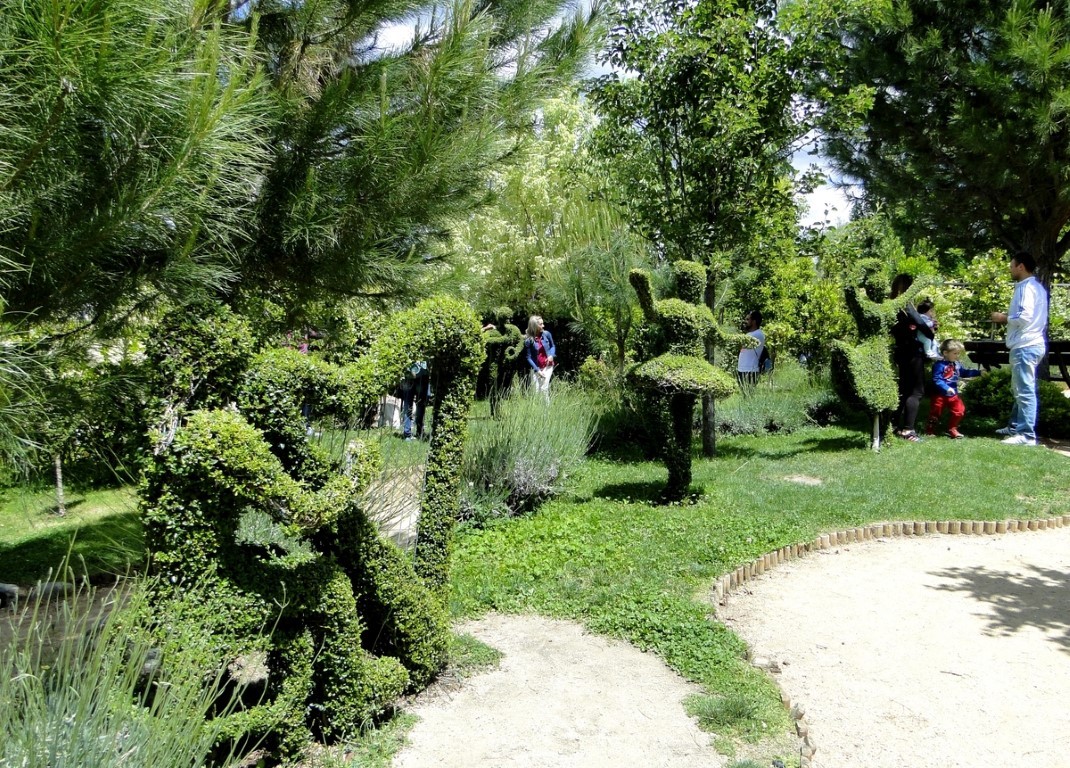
xmin=399 ymin=361 xmax=429 ymax=441
xmin=736 ymin=310 xmax=766 ymax=392
xmin=991 ymin=252 xmax=1048 ymax=446
xmin=926 ymin=340 xmax=982 ymax=438
xmin=524 ymin=315 xmax=555 ymax=396
xmin=889 ymin=274 xmax=936 ymax=442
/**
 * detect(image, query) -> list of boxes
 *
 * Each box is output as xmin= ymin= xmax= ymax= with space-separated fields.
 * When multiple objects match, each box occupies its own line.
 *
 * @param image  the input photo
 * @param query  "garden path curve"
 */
xmin=393 ymin=526 xmax=1070 ymax=768
xmin=718 ymin=525 xmax=1070 ymax=768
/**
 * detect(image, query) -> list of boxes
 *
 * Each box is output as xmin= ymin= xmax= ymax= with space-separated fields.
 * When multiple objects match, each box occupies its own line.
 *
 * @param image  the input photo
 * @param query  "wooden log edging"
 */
xmin=713 ymin=514 xmax=1070 ymax=605
xmin=713 ymin=514 xmax=1070 ymax=768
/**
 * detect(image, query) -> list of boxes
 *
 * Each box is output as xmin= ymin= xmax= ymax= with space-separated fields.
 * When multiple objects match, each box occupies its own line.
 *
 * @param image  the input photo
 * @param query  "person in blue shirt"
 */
xmin=925 ymin=340 xmax=982 ymax=439
xmin=990 ymin=252 xmax=1049 ymax=446
xmin=524 ymin=315 xmax=555 ymax=395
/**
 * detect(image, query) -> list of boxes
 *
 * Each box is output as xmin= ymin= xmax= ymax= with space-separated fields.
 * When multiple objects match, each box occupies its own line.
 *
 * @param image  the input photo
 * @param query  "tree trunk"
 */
xmin=871 ymin=413 xmax=881 ymax=453
xmin=664 ymin=393 xmax=695 ymax=502
xmin=53 ymin=453 xmax=66 ymax=516
xmin=701 ymin=274 xmax=718 ymax=457
xmin=701 ymin=393 xmax=716 ymax=457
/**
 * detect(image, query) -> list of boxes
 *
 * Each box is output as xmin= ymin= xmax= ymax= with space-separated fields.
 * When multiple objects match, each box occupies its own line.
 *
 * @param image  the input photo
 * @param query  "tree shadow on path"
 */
xmin=928 ymin=563 xmax=1070 ymax=654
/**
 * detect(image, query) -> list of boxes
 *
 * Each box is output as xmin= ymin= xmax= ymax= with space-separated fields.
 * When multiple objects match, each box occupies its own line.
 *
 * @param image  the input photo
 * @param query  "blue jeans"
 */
xmin=1009 ymin=345 xmax=1044 ymax=441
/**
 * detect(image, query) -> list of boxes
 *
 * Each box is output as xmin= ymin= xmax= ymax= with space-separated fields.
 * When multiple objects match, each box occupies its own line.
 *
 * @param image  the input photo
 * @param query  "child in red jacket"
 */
xmin=926 ymin=340 xmax=983 ymax=439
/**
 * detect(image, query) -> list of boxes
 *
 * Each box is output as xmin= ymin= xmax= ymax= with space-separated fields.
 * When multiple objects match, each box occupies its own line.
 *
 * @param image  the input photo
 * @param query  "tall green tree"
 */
xmin=588 ymin=0 xmax=807 ymax=454
xmin=447 ymin=91 xmax=651 ymax=366
xmin=786 ymin=0 xmax=1070 ymax=287
xmin=241 ymin=0 xmax=604 ymax=305
xmin=0 ymin=0 xmax=273 ymax=326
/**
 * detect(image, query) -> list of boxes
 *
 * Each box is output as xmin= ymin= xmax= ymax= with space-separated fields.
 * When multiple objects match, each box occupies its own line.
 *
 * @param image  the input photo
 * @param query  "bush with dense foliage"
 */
xmin=960 ymin=366 xmax=1070 ymax=439
xmin=141 ymin=296 xmax=484 ymax=758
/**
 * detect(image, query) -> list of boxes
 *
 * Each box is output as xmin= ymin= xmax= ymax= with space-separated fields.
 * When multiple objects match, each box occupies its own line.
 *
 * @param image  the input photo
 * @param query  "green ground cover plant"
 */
xmin=449 ymin=423 xmax=1070 ymax=756
xmin=0 ymin=486 xmax=141 ymax=584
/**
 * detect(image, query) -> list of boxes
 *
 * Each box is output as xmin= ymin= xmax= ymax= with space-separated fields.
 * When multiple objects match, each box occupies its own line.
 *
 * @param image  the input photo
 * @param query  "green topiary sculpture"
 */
xmin=141 ymin=296 xmax=484 ymax=756
xmin=480 ymin=307 xmax=524 ymax=415
xmin=830 ymin=268 xmax=931 ymax=450
xmin=628 ymin=262 xmax=752 ymax=501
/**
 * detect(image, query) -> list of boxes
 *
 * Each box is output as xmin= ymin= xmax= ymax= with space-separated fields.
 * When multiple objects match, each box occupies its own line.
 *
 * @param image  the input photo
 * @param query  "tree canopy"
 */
xmin=786 ymin=0 xmax=1070 ymax=286
xmin=588 ymin=0 xmax=805 ymax=266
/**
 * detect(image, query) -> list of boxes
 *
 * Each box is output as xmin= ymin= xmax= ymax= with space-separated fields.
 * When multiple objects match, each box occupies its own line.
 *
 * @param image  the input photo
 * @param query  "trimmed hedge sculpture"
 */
xmin=141 ymin=296 xmax=484 ymax=756
xmin=480 ymin=307 xmax=524 ymax=415
xmin=628 ymin=261 xmax=752 ymax=501
xmin=831 ymin=267 xmax=930 ymax=450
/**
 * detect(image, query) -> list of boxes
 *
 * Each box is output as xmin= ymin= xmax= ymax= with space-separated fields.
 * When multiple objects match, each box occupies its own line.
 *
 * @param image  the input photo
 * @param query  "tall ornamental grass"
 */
xmin=460 ymin=383 xmax=596 ymax=524
xmin=1 ymin=572 xmax=252 ymax=768
xmin=716 ymin=361 xmax=836 ymax=436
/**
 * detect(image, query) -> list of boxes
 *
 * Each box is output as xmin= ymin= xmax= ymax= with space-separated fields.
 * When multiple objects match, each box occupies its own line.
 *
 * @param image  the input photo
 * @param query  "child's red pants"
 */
xmin=928 ymin=394 xmax=965 ymax=431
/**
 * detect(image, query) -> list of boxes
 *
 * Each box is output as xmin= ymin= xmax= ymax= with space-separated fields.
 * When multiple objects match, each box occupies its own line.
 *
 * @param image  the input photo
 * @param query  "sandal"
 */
xmin=897 ymin=430 xmax=922 ymax=442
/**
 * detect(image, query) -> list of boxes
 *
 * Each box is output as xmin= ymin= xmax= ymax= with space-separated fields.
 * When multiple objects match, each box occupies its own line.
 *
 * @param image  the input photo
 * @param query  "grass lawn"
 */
xmin=2 ymin=412 xmax=1067 ymax=762
xmin=448 ymin=422 xmax=1070 ymax=756
xmin=0 ymin=486 xmax=141 ymax=585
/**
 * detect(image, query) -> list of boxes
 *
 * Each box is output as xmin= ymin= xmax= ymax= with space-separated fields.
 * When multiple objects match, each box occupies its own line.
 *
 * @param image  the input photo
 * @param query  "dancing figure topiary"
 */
xmin=628 ymin=261 xmax=755 ymax=502
xmin=141 ymin=297 xmax=484 ymax=756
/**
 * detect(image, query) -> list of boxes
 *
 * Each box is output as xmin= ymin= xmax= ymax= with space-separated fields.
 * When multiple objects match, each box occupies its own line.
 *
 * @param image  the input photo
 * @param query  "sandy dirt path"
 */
xmin=393 ymin=614 xmax=724 ymax=768
xmin=718 ymin=528 xmax=1070 ymax=768
xmin=391 ymin=528 xmax=1070 ymax=768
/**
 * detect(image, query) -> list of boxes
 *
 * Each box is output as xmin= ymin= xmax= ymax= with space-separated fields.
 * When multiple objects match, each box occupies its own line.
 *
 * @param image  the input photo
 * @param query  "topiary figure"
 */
xmin=141 ymin=296 xmax=484 ymax=756
xmin=628 ymin=261 xmax=753 ymax=501
xmin=830 ymin=270 xmax=931 ymax=450
xmin=480 ymin=307 xmax=524 ymax=415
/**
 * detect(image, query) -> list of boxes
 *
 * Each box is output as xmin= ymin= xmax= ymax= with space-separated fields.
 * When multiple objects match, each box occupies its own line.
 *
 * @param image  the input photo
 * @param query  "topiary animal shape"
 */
xmin=830 ymin=276 xmax=932 ymax=451
xmin=480 ymin=307 xmax=524 ymax=415
xmin=627 ymin=262 xmax=752 ymax=502
xmin=142 ymin=296 xmax=484 ymax=755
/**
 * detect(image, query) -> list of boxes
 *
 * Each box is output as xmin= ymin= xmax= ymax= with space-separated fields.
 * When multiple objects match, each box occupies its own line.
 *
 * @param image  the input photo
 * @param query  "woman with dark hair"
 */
xmin=889 ymin=274 xmax=935 ymax=442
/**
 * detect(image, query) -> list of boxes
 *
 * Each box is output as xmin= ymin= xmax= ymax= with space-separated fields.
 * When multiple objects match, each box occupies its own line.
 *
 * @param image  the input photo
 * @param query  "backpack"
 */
xmin=758 ymin=345 xmax=773 ymax=374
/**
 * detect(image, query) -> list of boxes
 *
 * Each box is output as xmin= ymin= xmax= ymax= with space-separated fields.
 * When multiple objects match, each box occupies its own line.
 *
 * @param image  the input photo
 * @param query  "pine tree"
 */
xmin=788 ymin=0 xmax=1070 ymax=287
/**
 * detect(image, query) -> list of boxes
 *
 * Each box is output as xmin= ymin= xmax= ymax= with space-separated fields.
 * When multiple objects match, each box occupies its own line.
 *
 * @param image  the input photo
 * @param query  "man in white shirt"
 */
xmin=991 ymin=252 xmax=1049 ymax=446
xmin=736 ymin=310 xmax=767 ymax=391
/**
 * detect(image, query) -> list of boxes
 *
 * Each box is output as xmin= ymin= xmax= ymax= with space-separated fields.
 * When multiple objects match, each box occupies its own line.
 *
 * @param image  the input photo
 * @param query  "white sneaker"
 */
xmin=1001 ymin=434 xmax=1037 ymax=446
xmin=995 ymin=426 xmax=1014 ymax=436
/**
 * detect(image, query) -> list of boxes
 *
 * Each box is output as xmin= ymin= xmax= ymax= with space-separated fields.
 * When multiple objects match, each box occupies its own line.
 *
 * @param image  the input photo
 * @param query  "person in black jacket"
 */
xmin=889 ymin=274 xmax=935 ymax=442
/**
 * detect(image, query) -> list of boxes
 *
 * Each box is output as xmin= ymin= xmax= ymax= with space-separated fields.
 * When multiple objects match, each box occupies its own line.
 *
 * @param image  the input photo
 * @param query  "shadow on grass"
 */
xmin=717 ymin=433 xmax=866 ymax=460
xmin=593 ymin=481 xmax=666 ymax=504
xmin=46 ymin=499 xmax=86 ymax=515
xmin=0 ymin=511 xmax=144 ymax=586
xmin=929 ymin=563 xmax=1070 ymax=653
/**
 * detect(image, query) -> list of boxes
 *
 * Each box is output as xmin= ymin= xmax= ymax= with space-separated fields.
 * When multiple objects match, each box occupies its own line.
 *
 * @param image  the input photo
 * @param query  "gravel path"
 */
xmin=393 ymin=527 xmax=1070 ymax=768
xmin=393 ymin=614 xmax=723 ymax=768
xmin=718 ymin=527 xmax=1070 ymax=768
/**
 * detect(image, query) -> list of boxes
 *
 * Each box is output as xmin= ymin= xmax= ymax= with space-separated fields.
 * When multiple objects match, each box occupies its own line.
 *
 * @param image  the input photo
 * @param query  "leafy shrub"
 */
xmin=960 ymin=366 xmax=1070 ymax=438
xmin=1 ymin=575 xmax=255 ymax=768
xmin=716 ymin=361 xmax=835 ymax=436
xmin=141 ymin=296 xmax=485 ymax=757
xmin=576 ymin=355 xmax=657 ymax=456
xmin=460 ymin=383 xmax=595 ymax=523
